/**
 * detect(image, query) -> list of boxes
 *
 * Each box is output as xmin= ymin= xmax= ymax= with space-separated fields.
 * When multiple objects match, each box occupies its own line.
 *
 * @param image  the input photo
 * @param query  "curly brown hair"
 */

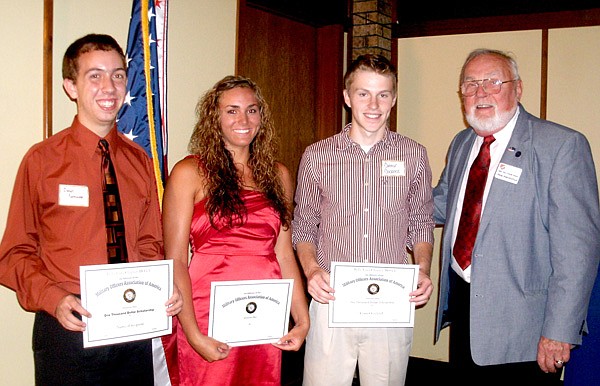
xmin=188 ymin=75 xmax=291 ymax=230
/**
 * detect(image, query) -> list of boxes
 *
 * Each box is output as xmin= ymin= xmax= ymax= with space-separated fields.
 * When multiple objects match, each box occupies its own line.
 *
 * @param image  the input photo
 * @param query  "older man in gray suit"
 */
xmin=433 ymin=48 xmax=600 ymax=385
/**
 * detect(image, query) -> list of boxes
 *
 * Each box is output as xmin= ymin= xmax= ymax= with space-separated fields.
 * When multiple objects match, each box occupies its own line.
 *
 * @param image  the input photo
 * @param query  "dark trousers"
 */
xmin=33 ymin=312 xmax=154 ymax=386
xmin=447 ymin=269 xmax=563 ymax=386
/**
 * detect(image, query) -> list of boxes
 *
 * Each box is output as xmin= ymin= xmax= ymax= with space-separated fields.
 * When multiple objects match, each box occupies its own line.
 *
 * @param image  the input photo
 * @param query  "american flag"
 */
xmin=118 ymin=0 xmax=169 ymax=202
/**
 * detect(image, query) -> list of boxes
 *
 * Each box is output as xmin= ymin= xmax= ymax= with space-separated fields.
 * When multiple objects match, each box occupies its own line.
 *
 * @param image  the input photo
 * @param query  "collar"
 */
xmin=495 ymin=107 xmax=519 ymax=142
xmin=70 ymin=116 xmax=119 ymax=160
xmin=336 ymin=123 xmax=392 ymax=151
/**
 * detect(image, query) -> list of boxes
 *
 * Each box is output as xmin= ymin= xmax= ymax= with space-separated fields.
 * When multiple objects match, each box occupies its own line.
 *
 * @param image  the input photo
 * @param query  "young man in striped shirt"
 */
xmin=292 ymin=54 xmax=435 ymax=386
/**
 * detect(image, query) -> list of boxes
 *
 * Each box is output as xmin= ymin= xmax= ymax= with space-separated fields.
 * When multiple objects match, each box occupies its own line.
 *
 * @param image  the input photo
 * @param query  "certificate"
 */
xmin=208 ymin=279 xmax=293 ymax=347
xmin=329 ymin=262 xmax=419 ymax=328
xmin=79 ymin=260 xmax=173 ymax=348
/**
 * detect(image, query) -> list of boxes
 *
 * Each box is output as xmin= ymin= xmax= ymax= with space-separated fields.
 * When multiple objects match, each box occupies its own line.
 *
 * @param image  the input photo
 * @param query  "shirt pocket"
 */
xmin=378 ymin=177 xmax=408 ymax=215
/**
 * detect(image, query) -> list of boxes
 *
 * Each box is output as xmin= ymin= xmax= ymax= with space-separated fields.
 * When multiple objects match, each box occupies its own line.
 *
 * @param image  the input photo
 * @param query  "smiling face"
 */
xmin=462 ymin=53 xmax=522 ymax=136
xmin=218 ymin=86 xmax=261 ymax=153
xmin=63 ymin=49 xmax=127 ymax=137
xmin=343 ymin=69 xmax=397 ymax=144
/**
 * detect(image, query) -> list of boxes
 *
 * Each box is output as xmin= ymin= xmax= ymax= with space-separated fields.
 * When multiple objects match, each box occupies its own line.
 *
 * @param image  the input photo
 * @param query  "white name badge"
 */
xmin=59 ymin=184 xmax=89 ymax=207
xmin=494 ymin=163 xmax=522 ymax=184
xmin=381 ymin=160 xmax=405 ymax=177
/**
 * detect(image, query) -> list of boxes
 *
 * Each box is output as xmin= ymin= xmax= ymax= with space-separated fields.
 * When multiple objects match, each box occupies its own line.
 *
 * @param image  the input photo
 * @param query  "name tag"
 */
xmin=59 ymin=184 xmax=89 ymax=207
xmin=381 ymin=160 xmax=405 ymax=177
xmin=494 ymin=163 xmax=522 ymax=184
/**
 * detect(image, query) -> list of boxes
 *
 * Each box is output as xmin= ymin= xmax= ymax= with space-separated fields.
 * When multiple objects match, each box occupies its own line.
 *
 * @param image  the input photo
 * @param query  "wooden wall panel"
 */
xmin=237 ymin=1 xmax=317 ymax=182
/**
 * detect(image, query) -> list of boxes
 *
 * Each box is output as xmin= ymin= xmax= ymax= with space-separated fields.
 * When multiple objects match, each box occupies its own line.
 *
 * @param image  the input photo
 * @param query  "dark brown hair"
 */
xmin=62 ymin=34 xmax=125 ymax=81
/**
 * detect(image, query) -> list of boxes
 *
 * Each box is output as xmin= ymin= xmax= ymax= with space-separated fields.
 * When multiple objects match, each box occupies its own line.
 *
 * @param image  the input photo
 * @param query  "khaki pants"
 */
xmin=303 ymin=300 xmax=412 ymax=386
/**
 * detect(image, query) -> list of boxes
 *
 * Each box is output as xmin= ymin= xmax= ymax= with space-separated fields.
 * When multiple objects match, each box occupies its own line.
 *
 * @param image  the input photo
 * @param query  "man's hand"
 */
xmin=409 ymin=270 xmax=433 ymax=307
xmin=55 ymin=294 xmax=91 ymax=332
xmin=165 ymin=284 xmax=183 ymax=316
xmin=537 ymin=336 xmax=571 ymax=373
xmin=305 ymin=266 xmax=335 ymax=304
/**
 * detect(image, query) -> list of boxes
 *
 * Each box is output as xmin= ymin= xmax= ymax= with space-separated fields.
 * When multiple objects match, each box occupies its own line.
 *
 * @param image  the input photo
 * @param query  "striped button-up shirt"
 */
xmin=292 ymin=124 xmax=434 ymax=272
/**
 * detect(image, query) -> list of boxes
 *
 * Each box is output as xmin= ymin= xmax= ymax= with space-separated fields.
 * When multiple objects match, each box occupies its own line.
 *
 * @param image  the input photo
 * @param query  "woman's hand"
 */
xmin=189 ymin=334 xmax=231 ymax=362
xmin=272 ymin=321 xmax=309 ymax=352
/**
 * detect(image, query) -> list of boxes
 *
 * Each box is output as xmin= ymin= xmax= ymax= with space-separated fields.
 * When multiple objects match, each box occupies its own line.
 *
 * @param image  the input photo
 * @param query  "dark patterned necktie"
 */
xmin=453 ymin=135 xmax=495 ymax=270
xmin=99 ymin=139 xmax=128 ymax=264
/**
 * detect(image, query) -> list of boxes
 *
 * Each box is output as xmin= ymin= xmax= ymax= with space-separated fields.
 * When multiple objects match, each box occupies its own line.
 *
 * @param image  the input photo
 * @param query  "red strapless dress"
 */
xmin=163 ymin=190 xmax=283 ymax=385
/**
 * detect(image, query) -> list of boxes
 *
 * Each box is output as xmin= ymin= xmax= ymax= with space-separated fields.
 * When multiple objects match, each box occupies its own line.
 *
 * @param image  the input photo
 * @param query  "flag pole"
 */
xmin=43 ymin=0 xmax=53 ymax=138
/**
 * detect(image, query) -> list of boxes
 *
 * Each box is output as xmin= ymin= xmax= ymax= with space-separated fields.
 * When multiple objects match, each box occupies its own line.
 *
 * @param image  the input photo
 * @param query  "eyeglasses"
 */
xmin=460 ymin=78 xmax=518 ymax=97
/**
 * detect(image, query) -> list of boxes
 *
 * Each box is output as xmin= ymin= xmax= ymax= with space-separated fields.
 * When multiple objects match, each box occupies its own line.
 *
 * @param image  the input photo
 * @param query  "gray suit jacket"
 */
xmin=433 ymin=104 xmax=600 ymax=365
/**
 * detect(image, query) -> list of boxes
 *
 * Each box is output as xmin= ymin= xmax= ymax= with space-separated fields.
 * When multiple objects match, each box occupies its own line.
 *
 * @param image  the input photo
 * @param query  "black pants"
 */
xmin=447 ymin=270 xmax=563 ymax=386
xmin=33 ymin=312 xmax=153 ymax=386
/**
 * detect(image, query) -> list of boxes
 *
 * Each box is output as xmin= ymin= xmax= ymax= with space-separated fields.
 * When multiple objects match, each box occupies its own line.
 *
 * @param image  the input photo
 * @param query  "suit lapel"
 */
xmin=446 ymin=131 xmax=477 ymax=236
xmin=479 ymin=107 xmax=532 ymax=231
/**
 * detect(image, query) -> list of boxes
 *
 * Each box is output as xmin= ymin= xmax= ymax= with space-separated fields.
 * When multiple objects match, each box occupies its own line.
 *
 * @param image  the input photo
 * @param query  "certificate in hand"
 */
xmin=329 ymin=262 xmax=419 ymax=328
xmin=79 ymin=260 xmax=173 ymax=348
xmin=208 ymin=279 xmax=294 ymax=347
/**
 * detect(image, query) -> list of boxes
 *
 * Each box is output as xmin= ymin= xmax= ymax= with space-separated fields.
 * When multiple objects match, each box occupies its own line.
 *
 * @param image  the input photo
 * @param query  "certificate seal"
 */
xmin=367 ymin=283 xmax=380 ymax=295
xmin=123 ymin=288 xmax=136 ymax=303
xmin=246 ymin=302 xmax=257 ymax=314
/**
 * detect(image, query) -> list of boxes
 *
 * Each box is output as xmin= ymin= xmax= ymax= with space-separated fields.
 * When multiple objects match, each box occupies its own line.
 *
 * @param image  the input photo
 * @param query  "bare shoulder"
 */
xmin=275 ymin=161 xmax=290 ymax=175
xmin=170 ymin=156 xmax=202 ymax=180
xmin=165 ymin=156 xmax=206 ymax=200
xmin=275 ymin=162 xmax=292 ymax=182
xmin=275 ymin=162 xmax=294 ymax=196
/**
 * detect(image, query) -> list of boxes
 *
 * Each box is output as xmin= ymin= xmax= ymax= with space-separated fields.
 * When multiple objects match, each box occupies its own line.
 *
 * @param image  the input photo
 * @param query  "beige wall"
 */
xmin=547 ymin=26 xmax=600 ymax=166
xmin=0 ymin=1 xmax=236 ymax=384
xmin=0 ymin=2 xmax=44 ymax=384
xmin=397 ymin=27 xmax=600 ymax=362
